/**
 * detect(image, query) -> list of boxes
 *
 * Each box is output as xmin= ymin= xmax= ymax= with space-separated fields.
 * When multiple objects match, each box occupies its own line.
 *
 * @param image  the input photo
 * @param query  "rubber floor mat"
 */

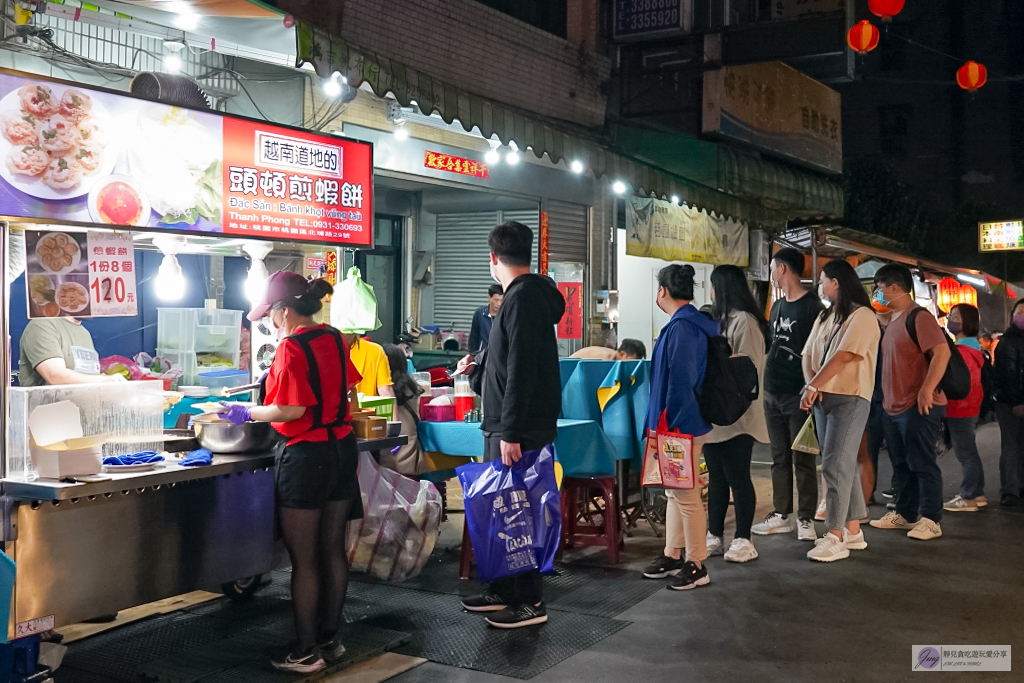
xmin=353 ymin=544 xmax=665 ymax=619
xmin=345 ymin=582 xmax=629 ymax=680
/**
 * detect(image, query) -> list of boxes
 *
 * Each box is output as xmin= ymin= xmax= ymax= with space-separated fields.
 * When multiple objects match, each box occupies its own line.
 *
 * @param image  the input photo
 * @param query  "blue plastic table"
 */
xmin=418 ymin=419 xmax=621 ymax=477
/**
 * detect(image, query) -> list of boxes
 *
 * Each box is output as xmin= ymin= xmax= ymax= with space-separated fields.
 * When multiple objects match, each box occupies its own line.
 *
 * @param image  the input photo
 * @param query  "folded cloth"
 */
xmin=180 ymin=448 xmax=213 ymax=467
xmin=102 ymin=451 xmax=164 ymax=466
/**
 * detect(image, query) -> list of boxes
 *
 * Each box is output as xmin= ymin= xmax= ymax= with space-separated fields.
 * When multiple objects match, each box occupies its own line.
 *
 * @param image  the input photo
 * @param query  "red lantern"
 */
xmin=869 ymin=0 xmax=905 ymax=22
xmin=960 ymin=283 xmax=978 ymax=308
xmin=847 ymin=20 xmax=880 ymax=56
xmin=937 ymin=277 xmax=960 ymax=313
xmin=957 ymin=61 xmax=988 ymax=92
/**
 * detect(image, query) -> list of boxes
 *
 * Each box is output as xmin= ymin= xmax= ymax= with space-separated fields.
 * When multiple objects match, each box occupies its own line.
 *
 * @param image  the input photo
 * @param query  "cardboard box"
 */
xmin=27 ymin=401 xmax=106 ymax=479
xmin=351 ymin=416 xmax=387 ymax=439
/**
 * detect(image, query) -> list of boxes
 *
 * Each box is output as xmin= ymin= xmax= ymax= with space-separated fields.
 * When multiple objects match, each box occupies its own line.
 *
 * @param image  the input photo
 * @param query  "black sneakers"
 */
xmin=270 ymin=648 xmax=325 ymax=674
xmin=461 ymin=590 xmax=507 ymax=612
xmin=1001 ymin=494 xmax=1022 ymax=508
xmin=667 ymin=561 xmax=710 ymax=591
xmin=643 ymin=553 xmax=686 ymax=579
xmin=484 ymin=602 xmax=548 ymax=628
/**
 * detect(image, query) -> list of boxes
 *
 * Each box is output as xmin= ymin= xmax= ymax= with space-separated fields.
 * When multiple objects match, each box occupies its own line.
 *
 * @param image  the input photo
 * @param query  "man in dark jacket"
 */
xmin=457 ymin=220 xmax=564 ymax=629
xmin=469 ymin=284 xmax=503 ymax=351
xmin=994 ymin=299 xmax=1024 ymax=507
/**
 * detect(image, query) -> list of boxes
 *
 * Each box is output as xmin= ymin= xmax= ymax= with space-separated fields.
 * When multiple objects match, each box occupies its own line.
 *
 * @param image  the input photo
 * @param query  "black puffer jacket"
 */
xmin=481 ymin=274 xmax=565 ymax=444
xmin=995 ymin=325 xmax=1024 ymax=406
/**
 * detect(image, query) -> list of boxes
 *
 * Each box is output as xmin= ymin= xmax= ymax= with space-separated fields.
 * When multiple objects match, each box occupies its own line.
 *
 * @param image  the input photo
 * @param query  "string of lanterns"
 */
xmin=847 ymin=2 xmax=986 ymax=92
xmin=937 ymin=277 xmax=978 ymax=312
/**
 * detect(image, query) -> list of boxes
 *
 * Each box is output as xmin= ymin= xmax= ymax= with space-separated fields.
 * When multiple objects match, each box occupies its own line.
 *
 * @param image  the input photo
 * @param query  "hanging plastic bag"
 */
xmin=792 ymin=414 xmax=820 ymax=455
xmin=457 ymin=445 xmax=561 ymax=584
xmin=347 ymin=451 xmax=442 ymax=582
xmin=331 ymin=266 xmax=382 ymax=334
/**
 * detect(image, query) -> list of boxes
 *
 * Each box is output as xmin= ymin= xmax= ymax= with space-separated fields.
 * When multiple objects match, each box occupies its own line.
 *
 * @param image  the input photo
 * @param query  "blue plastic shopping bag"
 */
xmin=457 ymin=445 xmax=562 ymax=583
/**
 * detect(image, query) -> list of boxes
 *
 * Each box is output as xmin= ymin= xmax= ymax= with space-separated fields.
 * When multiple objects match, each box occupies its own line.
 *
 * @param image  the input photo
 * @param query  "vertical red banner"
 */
xmin=557 ymin=281 xmax=583 ymax=339
xmin=539 ymin=211 xmax=550 ymax=275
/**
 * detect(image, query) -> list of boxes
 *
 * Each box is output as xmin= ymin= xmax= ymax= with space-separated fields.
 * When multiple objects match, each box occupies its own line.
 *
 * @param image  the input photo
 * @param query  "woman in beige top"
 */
xmin=800 ymin=259 xmax=880 ymax=563
xmin=704 ymin=265 xmax=770 ymax=564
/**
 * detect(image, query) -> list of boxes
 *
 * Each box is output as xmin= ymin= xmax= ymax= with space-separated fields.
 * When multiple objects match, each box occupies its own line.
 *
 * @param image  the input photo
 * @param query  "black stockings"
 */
xmin=279 ymin=499 xmax=353 ymax=652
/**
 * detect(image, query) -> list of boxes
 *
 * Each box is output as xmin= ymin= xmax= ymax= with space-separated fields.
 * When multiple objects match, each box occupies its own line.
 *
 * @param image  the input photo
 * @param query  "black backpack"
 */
xmin=905 ymin=308 xmax=971 ymax=401
xmin=697 ymin=334 xmax=759 ymax=426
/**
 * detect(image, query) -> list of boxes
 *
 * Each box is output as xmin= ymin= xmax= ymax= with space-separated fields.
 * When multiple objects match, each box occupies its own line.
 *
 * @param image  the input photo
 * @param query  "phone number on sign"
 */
xmin=227 ymin=221 xmax=364 ymax=239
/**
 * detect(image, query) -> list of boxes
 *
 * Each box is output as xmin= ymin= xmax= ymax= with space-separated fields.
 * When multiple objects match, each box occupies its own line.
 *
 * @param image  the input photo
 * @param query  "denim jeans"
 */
xmin=946 ymin=415 xmax=985 ymax=499
xmin=812 ymin=394 xmax=870 ymax=532
xmin=483 ymin=433 xmax=544 ymax=605
xmin=866 ymin=396 xmax=886 ymax=495
xmin=883 ymin=406 xmax=946 ymax=524
xmin=994 ymin=403 xmax=1024 ymax=498
xmin=764 ymin=391 xmax=818 ymax=520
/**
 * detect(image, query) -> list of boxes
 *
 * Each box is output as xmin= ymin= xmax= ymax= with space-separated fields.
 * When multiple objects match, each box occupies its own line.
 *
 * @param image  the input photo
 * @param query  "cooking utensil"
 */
xmin=220 ymin=382 xmax=261 ymax=398
xmin=162 ymin=428 xmax=200 ymax=453
xmin=194 ymin=419 xmax=279 ymax=454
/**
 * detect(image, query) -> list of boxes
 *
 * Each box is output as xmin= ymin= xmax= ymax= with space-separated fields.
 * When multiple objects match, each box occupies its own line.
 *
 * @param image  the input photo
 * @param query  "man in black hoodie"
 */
xmin=458 ymin=220 xmax=565 ymax=629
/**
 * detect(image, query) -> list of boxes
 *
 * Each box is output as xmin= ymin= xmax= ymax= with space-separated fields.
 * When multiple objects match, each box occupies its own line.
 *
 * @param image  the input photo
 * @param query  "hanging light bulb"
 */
xmin=570 ymin=160 xmax=584 ymax=174
xmin=393 ymin=124 xmax=409 ymax=141
xmin=322 ymin=73 xmax=342 ymax=98
xmin=243 ymin=242 xmax=274 ymax=304
xmin=153 ymin=234 xmax=188 ymax=301
xmin=163 ymin=54 xmax=182 ymax=73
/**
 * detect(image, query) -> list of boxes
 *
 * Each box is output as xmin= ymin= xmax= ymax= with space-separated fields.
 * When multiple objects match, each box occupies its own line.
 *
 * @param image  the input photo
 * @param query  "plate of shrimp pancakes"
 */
xmin=35 ymin=232 xmax=82 ymax=275
xmin=0 ymin=81 xmax=114 ymax=198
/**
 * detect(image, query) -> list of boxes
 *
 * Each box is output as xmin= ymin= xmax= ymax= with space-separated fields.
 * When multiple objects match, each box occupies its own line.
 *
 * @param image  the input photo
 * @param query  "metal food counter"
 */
xmin=1 ymin=436 xmax=406 ymax=637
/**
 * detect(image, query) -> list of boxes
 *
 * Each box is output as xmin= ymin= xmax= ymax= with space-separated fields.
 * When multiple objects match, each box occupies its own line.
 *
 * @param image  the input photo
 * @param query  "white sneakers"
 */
xmin=724 ymin=538 xmax=759 ymax=563
xmin=843 ymin=528 xmax=868 ymax=550
xmin=907 ymin=518 xmax=942 ymax=540
xmin=943 ymin=495 xmax=982 ymax=512
xmin=807 ymin=532 xmax=849 ymax=562
xmin=814 ymin=500 xmax=826 ymax=522
xmin=869 ymin=511 xmax=912 ymax=529
xmin=706 ymin=532 xmax=724 ymax=557
xmin=752 ymin=512 xmax=794 ymax=535
xmin=797 ymin=519 xmax=816 ymax=541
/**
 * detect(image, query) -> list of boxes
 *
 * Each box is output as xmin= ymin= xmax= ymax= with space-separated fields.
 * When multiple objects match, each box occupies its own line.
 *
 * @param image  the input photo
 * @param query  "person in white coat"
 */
xmin=705 ymin=265 xmax=770 ymax=563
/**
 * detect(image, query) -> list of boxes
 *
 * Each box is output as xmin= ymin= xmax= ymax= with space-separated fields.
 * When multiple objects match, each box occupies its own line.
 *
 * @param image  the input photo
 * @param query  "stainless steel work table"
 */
xmin=1 ymin=435 xmax=407 ymax=637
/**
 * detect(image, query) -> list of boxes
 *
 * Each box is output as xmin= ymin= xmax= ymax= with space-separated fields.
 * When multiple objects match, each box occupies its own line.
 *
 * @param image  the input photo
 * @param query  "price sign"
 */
xmin=979 ymin=220 xmax=1024 ymax=252
xmin=86 ymin=231 xmax=138 ymax=316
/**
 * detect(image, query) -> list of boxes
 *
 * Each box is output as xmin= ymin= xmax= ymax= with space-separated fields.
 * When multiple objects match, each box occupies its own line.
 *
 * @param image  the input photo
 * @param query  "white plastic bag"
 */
xmin=347 ymin=451 xmax=442 ymax=582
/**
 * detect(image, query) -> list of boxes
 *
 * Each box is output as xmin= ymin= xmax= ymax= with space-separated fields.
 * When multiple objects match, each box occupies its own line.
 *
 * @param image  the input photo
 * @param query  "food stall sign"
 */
xmin=539 ymin=211 xmax=550 ymax=275
xmin=557 ymin=281 xmax=583 ymax=340
xmin=979 ymin=220 xmax=1024 ymax=252
xmin=423 ymin=150 xmax=489 ymax=179
xmin=0 ymin=70 xmax=373 ymax=247
xmin=25 ymin=229 xmax=138 ymax=318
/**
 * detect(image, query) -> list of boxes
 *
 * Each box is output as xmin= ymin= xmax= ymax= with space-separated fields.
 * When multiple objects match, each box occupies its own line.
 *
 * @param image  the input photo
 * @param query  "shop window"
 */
xmin=474 ymin=0 xmax=567 ymax=38
xmin=878 ymin=105 xmax=913 ymax=157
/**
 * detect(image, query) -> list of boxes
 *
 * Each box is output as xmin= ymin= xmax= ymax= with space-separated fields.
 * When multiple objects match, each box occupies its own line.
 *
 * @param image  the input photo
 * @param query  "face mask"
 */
xmin=873 ymin=289 xmax=890 ymax=307
xmin=947 ymin=321 xmax=963 ymax=336
xmin=1014 ymin=314 xmax=1024 ymax=330
xmin=270 ymin=310 xmax=285 ymax=341
xmin=489 ymin=261 xmax=500 ymax=284
xmin=817 ymin=283 xmax=828 ymax=303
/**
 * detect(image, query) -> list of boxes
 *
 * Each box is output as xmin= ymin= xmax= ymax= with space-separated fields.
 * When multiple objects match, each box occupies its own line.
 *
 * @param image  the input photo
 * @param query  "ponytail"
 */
xmin=287 ymin=278 xmax=333 ymax=316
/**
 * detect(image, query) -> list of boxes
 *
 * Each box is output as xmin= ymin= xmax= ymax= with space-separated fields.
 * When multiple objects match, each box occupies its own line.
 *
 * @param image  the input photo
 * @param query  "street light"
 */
xmin=613 ymin=181 xmax=626 ymax=195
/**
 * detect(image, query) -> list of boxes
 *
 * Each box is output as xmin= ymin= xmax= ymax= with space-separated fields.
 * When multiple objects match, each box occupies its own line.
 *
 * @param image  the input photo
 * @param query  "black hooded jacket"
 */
xmin=480 ymin=273 xmax=565 ymax=445
xmin=995 ymin=324 xmax=1024 ymax=406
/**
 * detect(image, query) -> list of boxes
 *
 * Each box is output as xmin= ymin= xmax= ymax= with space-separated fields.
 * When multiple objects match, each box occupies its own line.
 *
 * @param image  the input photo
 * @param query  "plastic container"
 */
xmin=195 ymin=308 xmax=243 ymax=353
xmin=156 ymin=348 xmax=198 ymax=385
xmin=411 ymin=371 xmax=432 ymax=395
xmin=454 ymin=376 xmax=473 ymax=421
xmin=420 ymin=403 xmax=456 ymax=422
xmin=198 ymin=369 xmax=250 ymax=392
xmin=359 ymin=396 xmax=396 ymax=421
xmin=157 ymin=308 xmax=197 ymax=350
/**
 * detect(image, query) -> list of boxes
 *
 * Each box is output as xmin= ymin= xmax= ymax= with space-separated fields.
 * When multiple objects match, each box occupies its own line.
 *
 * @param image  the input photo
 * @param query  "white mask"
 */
xmin=489 ymin=261 xmax=500 ymax=284
xmin=817 ymin=282 xmax=829 ymax=303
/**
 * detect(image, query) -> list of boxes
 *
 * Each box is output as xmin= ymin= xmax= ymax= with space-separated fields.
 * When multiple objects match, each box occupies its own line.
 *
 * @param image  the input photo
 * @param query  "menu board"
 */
xmin=0 ymin=71 xmax=372 ymax=247
xmin=979 ymin=220 xmax=1024 ymax=252
xmin=24 ymin=229 xmax=137 ymax=318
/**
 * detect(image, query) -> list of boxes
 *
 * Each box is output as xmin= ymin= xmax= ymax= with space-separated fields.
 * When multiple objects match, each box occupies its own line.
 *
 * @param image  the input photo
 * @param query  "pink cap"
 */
xmin=247 ymin=270 xmax=309 ymax=321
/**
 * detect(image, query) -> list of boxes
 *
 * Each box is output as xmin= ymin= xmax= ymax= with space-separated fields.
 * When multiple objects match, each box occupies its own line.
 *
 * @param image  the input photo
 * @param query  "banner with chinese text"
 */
xmin=557 ymin=281 xmax=583 ymax=340
xmin=0 ymin=70 xmax=372 ymax=246
xmin=625 ymin=196 xmax=748 ymax=266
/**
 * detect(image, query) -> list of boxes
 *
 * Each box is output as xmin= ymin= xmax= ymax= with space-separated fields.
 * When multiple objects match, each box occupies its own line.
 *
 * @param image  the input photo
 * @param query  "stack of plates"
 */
xmin=179 ymin=385 xmax=211 ymax=399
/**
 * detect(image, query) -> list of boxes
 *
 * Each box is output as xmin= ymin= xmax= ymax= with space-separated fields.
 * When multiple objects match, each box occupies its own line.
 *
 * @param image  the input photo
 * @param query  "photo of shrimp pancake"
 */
xmin=35 ymin=231 xmax=82 ymax=275
xmin=0 ymin=79 xmax=114 ymax=199
xmin=56 ymin=281 xmax=88 ymax=313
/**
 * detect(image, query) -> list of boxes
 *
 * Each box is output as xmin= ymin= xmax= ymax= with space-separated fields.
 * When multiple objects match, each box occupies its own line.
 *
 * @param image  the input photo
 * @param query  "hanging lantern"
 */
xmin=956 ymin=61 xmax=988 ymax=92
xmin=868 ymin=0 xmax=906 ymax=23
xmin=937 ymin=277 xmax=961 ymax=313
xmin=959 ymin=283 xmax=978 ymax=308
xmin=847 ymin=20 xmax=881 ymax=56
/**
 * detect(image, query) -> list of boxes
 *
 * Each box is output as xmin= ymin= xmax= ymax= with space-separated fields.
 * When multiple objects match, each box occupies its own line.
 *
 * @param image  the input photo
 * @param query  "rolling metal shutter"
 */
xmin=434 ymin=209 xmax=539 ymax=332
xmin=544 ymin=200 xmax=589 ymax=263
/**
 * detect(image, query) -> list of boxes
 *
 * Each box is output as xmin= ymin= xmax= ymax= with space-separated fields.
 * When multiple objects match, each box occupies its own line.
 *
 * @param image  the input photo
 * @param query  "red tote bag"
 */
xmin=640 ymin=412 xmax=696 ymax=490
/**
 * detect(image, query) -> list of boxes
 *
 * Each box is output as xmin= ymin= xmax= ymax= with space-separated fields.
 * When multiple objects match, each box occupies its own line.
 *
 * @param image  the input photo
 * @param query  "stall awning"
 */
xmin=295 ymin=23 xmax=801 ymax=230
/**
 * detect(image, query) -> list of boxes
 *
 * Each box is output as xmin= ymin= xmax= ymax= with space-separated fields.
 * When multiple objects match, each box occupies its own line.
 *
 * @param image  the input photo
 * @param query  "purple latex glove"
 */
xmin=219 ymin=403 xmax=252 ymax=425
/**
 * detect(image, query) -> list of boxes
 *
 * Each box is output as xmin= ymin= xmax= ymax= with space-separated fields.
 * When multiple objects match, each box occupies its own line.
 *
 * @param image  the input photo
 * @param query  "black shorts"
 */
xmin=275 ymin=431 xmax=364 ymax=516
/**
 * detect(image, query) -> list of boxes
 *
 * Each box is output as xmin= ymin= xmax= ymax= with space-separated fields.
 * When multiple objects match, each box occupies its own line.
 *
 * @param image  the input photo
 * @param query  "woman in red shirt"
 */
xmin=218 ymin=270 xmax=361 ymax=674
xmin=943 ymin=303 xmax=988 ymax=512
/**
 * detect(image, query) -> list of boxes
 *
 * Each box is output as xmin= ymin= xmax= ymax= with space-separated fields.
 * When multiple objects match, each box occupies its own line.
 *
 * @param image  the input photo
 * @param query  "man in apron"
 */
xmin=18 ymin=317 xmax=125 ymax=386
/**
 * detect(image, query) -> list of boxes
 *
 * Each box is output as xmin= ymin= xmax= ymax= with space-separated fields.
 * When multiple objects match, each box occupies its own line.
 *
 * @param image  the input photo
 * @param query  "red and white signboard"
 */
xmin=87 ymin=231 xmax=138 ymax=317
xmin=15 ymin=614 xmax=55 ymax=638
xmin=557 ymin=281 xmax=583 ymax=340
